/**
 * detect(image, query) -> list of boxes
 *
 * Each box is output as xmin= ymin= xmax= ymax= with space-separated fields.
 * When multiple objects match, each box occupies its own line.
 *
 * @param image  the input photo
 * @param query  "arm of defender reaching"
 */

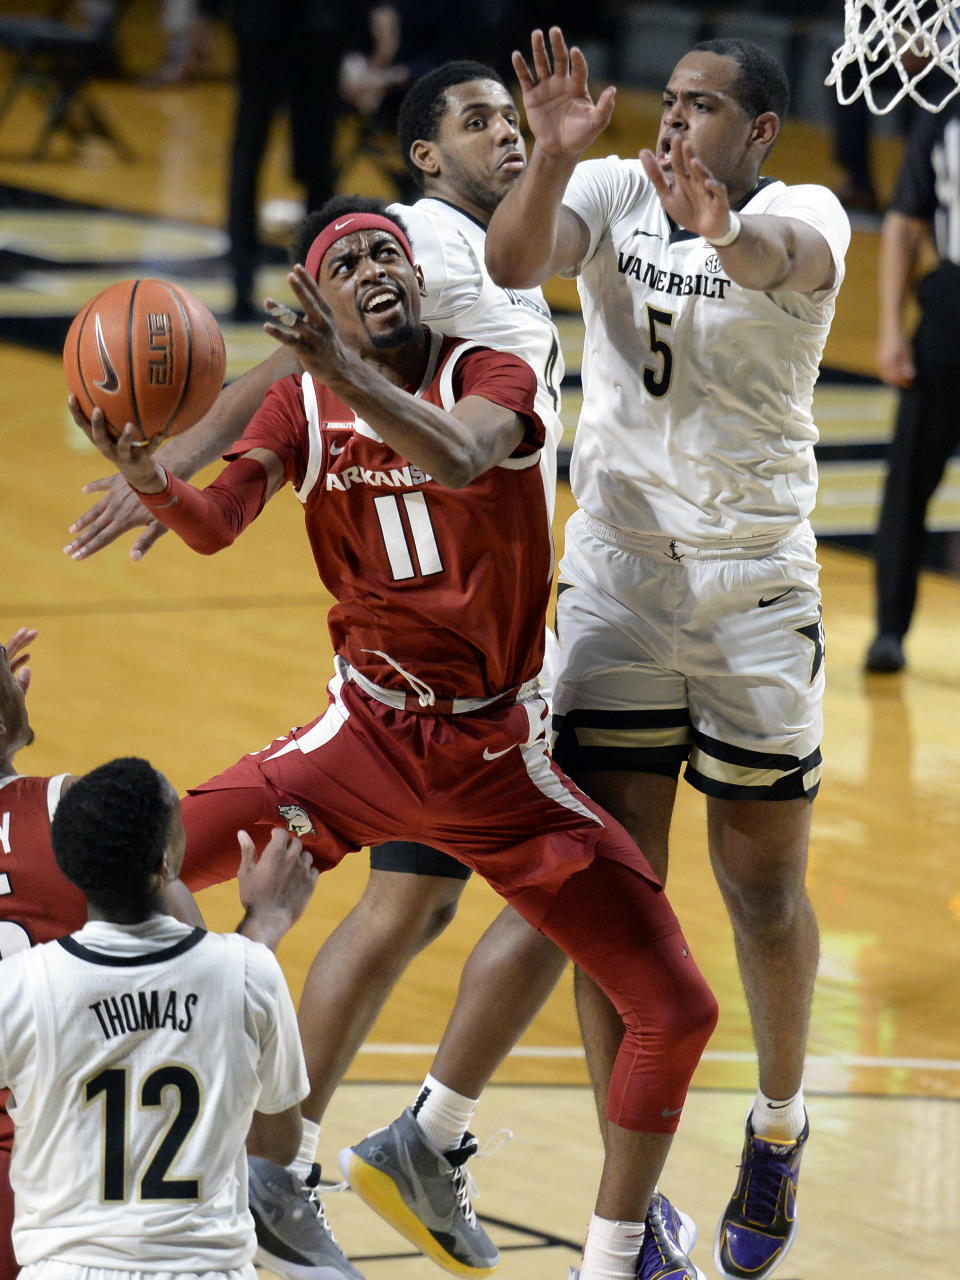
xmin=485 ymin=27 xmax=606 ymax=287
xmin=639 ymin=138 xmax=838 ymax=294
xmin=73 ymin=403 xmax=286 ymax=554
xmin=65 ymin=345 xmax=299 ymax=561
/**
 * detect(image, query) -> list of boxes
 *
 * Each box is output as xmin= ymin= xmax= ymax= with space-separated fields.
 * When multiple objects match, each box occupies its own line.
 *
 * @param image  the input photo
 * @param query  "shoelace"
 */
xmin=302 ymin=1163 xmax=350 ymax=1247
xmin=446 ymin=1129 xmax=513 ymax=1229
xmin=739 ymin=1149 xmax=796 ymax=1224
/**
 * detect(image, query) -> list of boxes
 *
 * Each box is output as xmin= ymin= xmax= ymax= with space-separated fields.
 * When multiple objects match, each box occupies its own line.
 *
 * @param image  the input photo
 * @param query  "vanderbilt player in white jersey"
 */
xmin=64 ymin=62 xmax=579 ymax=1280
xmin=0 ymin=756 xmax=311 ymax=1280
xmin=486 ymin=27 xmax=850 ymax=1280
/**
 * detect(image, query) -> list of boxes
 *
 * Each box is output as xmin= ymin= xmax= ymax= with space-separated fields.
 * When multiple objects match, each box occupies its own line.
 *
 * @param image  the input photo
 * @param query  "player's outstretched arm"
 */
xmin=267 ymin=267 xmax=528 ymax=486
xmin=236 ymin=828 xmax=319 ymax=952
xmin=72 ymin=396 xmax=286 ymax=554
xmin=65 ymin=346 xmax=299 ymax=562
xmin=485 ymin=26 xmax=608 ymax=288
xmin=639 ymin=139 xmax=837 ymax=294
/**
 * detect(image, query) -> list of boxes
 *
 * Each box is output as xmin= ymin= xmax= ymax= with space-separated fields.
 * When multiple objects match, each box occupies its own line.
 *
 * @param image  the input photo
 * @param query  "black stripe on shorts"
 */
xmin=552 ymin=707 xmax=692 ymax=777
xmin=685 ymin=728 xmax=822 ymax=801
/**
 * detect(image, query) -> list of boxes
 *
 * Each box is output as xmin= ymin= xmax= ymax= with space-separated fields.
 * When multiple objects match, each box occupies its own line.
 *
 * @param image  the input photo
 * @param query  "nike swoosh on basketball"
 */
xmin=482 ymin=745 xmax=514 ymax=761
xmin=334 ymin=218 xmax=355 ymax=230
xmin=758 ymin=588 xmax=794 ymax=608
xmin=93 ymin=314 xmax=120 ymax=393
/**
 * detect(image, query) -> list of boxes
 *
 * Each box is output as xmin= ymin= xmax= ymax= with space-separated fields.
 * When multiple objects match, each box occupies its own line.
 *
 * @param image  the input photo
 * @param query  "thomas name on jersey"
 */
xmin=89 ymin=988 xmax=199 ymax=1041
xmin=617 ymin=250 xmax=733 ymax=299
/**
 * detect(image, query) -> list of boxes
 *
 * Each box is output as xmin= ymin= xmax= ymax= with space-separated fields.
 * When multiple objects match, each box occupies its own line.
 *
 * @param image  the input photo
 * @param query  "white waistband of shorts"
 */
xmin=580 ymin=514 xmax=806 ymax=561
xmin=338 ymin=656 xmax=540 ymax=714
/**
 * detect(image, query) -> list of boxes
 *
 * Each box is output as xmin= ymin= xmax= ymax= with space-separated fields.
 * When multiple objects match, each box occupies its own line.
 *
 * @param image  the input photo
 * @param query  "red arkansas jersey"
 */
xmin=0 ymin=773 xmax=85 ymax=1153
xmin=228 ymin=332 xmax=551 ymax=701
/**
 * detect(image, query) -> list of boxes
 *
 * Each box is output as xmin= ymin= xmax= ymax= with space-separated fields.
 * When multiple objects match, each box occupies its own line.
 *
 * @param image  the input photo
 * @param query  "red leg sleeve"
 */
xmin=537 ymin=849 xmax=719 ymax=1133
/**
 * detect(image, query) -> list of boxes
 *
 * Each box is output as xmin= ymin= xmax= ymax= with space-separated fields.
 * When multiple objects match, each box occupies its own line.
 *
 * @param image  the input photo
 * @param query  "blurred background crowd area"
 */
xmin=0 ymin=0 xmax=912 ymax=225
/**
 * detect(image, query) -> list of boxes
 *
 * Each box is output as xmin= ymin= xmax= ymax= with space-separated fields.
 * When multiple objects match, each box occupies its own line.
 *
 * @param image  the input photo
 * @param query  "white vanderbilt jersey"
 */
xmin=561 ymin=158 xmax=851 ymax=546
xmin=0 ymin=916 xmax=308 ymax=1271
xmin=389 ymin=196 xmax=564 ymax=518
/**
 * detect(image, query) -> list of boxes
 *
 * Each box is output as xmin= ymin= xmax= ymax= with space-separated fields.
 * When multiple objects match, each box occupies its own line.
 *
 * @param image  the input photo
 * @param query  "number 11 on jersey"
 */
xmin=373 ymin=492 xmax=444 ymax=581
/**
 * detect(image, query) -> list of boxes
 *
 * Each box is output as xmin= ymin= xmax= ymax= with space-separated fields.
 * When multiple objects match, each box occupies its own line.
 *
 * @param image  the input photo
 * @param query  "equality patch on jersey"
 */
xmin=684 ymin=729 xmax=822 ymax=801
xmin=552 ymin=707 xmax=692 ymax=778
xmin=278 ymin=804 xmax=316 ymax=836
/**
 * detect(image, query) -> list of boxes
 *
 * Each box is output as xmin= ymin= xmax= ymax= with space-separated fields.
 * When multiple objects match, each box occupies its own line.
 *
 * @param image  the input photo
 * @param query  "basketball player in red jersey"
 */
xmin=0 ymin=628 xmax=84 ymax=1280
xmin=0 ymin=630 xmax=317 ymax=1280
xmin=79 ymin=199 xmax=719 ymax=1280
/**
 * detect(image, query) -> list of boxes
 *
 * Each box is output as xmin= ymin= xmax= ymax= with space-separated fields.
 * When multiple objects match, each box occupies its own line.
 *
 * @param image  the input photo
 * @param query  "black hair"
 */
xmin=397 ymin=60 xmax=507 ymax=188
xmin=292 ymin=195 xmax=411 ymax=267
xmin=52 ymin=757 xmax=175 ymax=921
xmin=693 ymin=38 xmax=790 ymax=124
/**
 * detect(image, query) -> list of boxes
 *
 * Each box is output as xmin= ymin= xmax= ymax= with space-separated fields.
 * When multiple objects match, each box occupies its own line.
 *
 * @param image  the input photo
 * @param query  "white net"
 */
xmin=826 ymin=0 xmax=960 ymax=114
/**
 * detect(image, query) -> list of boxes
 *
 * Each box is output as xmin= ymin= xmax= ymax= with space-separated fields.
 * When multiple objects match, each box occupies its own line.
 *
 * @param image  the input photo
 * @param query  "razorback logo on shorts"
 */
xmin=278 ymin=804 xmax=315 ymax=836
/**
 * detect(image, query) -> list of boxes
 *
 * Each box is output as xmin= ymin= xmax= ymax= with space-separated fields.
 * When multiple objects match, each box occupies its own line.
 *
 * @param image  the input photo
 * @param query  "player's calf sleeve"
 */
xmin=605 ymin=946 xmax=719 ymax=1133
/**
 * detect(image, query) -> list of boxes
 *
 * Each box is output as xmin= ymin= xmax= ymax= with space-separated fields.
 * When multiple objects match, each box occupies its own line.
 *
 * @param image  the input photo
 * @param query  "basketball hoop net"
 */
xmin=826 ymin=0 xmax=960 ymax=114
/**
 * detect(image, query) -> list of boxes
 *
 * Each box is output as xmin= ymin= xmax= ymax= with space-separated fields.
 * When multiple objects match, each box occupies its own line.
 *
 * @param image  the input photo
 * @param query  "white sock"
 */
xmin=288 ymin=1117 xmax=321 ymax=1182
xmin=411 ymin=1073 xmax=478 ymax=1154
xmin=579 ymin=1212 xmax=646 ymax=1280
xmin=751 ymin=1087 xmax=806 ymax=1141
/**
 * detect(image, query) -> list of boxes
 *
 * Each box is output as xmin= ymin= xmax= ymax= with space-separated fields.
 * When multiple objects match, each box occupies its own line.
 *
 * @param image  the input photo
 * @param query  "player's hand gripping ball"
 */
xmin=63 ymin=278 xmax=227 ymax=441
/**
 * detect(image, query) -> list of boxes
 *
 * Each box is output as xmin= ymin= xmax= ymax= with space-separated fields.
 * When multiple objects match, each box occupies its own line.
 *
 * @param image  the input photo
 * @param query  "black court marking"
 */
xmin=343 ymin=1212 xmax=582 ymax=1266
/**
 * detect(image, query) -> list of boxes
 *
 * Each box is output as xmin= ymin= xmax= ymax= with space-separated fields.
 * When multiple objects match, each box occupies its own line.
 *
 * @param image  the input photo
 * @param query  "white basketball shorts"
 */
xmin=551 ymin=511 xmax=824 ymax=800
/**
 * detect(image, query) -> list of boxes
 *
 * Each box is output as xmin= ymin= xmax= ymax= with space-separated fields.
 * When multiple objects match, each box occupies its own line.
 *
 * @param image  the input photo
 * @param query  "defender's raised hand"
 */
xmin=236 ymin=827 xmax=319 ymax=951
xmin=640 ymin=138 xmax=734 ymax=244
xmin=513 ymin=26 xmax=616 ymax=161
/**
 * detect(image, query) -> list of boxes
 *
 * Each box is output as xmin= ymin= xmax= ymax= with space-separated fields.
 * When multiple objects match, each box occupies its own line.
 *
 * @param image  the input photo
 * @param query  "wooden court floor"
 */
xmin=1 ymin=12 xmax=959 ymax=1276
xmin=2 ymin=345 xmax=959 ymax=1278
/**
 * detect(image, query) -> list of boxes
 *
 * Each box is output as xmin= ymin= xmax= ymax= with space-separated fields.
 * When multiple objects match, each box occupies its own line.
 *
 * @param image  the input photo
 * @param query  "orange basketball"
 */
xmin=63 ymin=278 xmax=227 ymax=441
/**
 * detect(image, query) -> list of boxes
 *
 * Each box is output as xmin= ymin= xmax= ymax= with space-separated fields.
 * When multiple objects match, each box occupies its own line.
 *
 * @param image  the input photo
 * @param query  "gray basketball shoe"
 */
xmin=247 ymin=1156 xmax=366 ymax=1280
xmin=339 ymin=1107 xmax=501 ymax=1276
